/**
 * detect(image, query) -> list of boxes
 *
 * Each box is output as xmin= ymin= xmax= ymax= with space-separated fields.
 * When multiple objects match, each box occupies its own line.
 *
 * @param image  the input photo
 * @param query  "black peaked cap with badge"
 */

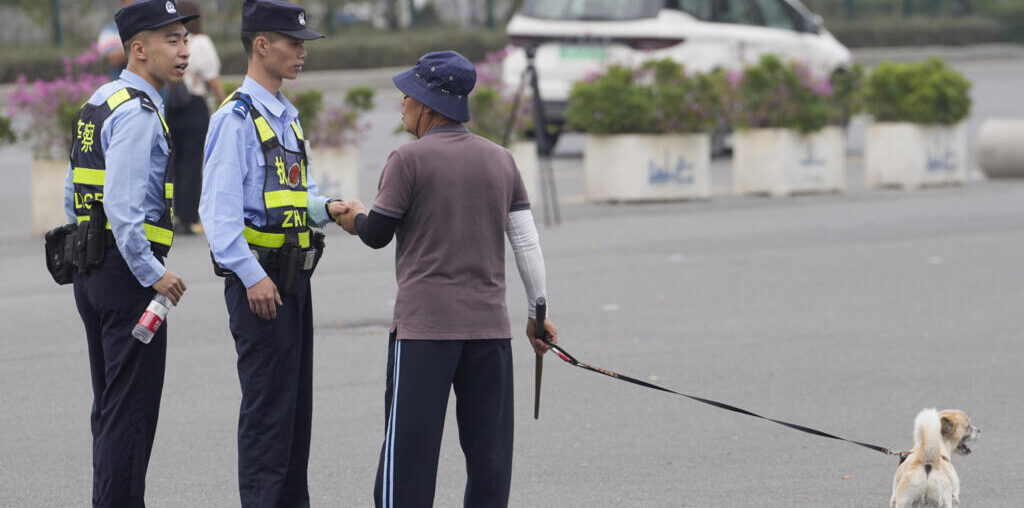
xmin=115 ymin=0 xmax=198 ymax=44
xmin=242 ymin=0 xmax=324 ymax=40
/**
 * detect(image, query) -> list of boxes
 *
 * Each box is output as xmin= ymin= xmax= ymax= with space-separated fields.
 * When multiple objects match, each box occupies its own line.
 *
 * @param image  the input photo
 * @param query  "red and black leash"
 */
xmin=533 ymin=300 xmax=906 ymax=460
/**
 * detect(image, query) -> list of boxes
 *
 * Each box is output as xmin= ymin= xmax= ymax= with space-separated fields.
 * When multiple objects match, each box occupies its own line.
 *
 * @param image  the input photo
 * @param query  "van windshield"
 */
xmin=521 ymin=0 xmax=664 ymax=21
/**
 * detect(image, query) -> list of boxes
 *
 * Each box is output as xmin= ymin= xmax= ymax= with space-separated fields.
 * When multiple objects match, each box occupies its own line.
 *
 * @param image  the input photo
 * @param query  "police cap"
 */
xmin=115 ymin=0 xmax=198 ymax=44
xmin=242 ymin=0 xmax=324 ymax=41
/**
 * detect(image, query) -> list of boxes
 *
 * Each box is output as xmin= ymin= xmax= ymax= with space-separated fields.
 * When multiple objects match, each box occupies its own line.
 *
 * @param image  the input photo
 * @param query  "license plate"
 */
xmin=560 ymin=45 xmax=606 ymax=60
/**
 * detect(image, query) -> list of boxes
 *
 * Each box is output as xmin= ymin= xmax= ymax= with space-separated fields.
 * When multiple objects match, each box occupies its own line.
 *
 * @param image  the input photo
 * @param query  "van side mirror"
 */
xmin=806 ymin=14 xmax=823 ymax=33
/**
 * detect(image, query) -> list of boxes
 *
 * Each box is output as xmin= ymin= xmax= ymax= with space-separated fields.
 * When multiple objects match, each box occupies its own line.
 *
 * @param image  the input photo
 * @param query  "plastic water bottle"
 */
xmin=132 ymin=294 xmax=171 ymax=344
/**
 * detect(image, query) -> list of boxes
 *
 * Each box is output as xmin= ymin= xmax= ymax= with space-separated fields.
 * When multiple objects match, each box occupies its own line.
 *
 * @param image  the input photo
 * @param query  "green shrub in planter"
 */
xmin=468 ymin=85 xmax=517 ymax=144
xmin=864 ymin=58 xmax=971 ymax=125
xmin=565 ymin=59 xmax=719 ymax=135
xmin=724 ymin=55 xmax=836 ymax=134
xmin=282 ymin=88 xmax=324 ymax=129
xmin=466 ymin=49 xmax=530 ymax=145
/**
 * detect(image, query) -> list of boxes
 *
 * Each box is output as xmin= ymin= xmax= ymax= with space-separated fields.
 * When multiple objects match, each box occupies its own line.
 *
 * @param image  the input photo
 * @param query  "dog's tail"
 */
xmin=914 ymin=408 xmax=942 ymax=476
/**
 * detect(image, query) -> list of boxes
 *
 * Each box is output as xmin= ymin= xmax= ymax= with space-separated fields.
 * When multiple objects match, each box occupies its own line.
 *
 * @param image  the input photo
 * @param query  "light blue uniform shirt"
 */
xmin=200 ymin=76 xmax=332 ymax=288
xmin=63 ymin=70 xmax=169 ymax=287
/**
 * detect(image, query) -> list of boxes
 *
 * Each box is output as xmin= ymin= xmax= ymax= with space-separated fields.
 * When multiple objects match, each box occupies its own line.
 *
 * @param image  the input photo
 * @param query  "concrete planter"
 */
xmin=509 ymin=140 xmax=540 ymax=207
xmin=311 ymin=146 xmax=359 ymax=201
xmin=866 ymin=122 xmax=968 ymax=189
xmin=32 ymin=158 xmax=68 ymax=236
xmin=584 ymin=133 xmax=711 ymax=202
xmin=732 ymin=127 xmax=846 ymax=197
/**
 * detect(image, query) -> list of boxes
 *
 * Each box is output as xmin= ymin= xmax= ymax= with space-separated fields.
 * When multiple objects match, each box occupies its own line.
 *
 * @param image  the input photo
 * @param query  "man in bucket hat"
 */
xmin=335 ymin=50 xmax=559 ymax=507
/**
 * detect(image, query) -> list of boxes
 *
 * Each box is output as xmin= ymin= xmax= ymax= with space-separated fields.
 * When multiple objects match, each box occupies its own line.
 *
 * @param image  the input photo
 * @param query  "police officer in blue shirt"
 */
xmin=199 ymin=0 xmax=347 ymax=505
xmin=62 ymin=1 xmax=193 ymax=506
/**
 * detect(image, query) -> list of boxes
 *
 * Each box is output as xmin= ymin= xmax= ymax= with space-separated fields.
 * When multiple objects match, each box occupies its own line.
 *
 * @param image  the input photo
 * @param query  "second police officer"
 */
xmin=64 ymin=0 xmax=192 ymax=505
xmin=199 ymin=0 xmax=348 ymax=505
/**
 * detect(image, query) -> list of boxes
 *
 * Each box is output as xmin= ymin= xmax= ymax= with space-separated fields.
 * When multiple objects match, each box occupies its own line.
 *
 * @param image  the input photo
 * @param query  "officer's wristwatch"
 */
xmin=325 ymin=199 xmax=342 ymax=220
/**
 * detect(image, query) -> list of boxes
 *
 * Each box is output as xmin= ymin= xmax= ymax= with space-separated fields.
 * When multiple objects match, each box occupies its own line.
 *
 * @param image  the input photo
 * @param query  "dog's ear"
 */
xmin=940 ymin=415 xmax=957 ymax=439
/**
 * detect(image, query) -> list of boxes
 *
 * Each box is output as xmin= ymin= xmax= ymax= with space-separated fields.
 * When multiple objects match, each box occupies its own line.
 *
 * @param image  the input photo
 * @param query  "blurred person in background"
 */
xmin=165 ymin=0 xmax=225 ymax=235
xmin=97 ymin=0 xmax=135 ymax=81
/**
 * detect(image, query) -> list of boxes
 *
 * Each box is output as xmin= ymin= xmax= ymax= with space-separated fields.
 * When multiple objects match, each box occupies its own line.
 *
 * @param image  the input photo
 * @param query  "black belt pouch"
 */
xmin=44 ymin=223 xmax=77 ymax=285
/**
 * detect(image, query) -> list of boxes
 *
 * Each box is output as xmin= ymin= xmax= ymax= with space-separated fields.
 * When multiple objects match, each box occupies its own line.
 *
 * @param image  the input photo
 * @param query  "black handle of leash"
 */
xmin=539 ymin=337 xmax=905 ymax=459
xmin=533 ymin=298 xmax=546 ymax=420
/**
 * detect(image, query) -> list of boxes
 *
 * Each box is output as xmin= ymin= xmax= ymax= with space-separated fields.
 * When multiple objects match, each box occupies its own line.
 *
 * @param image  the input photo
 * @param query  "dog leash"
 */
xmin=539 ymin=334 xmax=907 ymax=460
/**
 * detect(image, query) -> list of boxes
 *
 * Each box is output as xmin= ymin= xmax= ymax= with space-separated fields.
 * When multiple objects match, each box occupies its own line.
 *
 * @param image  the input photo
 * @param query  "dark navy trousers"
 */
xmin=225 ymin=271 xmax=314 ymax=508
xmin=73 ymin=247 xmax=166 ymax=508
xmin=374 ymin=334 xmax=514 ymax=508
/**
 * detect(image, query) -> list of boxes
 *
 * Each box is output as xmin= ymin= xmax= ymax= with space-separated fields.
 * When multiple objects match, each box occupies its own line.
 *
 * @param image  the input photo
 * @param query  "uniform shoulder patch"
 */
xmin=137 ymin=95 xmax=157 ymax=112
xmin=231 ymin=93 xmax=253 ymax=118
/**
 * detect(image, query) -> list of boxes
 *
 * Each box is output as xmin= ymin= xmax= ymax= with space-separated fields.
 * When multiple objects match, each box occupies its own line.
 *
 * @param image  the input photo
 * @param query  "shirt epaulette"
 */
xmin=232 ymin=93 xmax=253 ymax=118
xmin=138 ymin=95 xmax=157 ymax=112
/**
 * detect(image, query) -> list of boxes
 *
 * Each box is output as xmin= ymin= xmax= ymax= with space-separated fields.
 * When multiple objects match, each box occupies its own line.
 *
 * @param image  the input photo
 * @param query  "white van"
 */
xmin=502 ymin=0 xmax=852 ymax=128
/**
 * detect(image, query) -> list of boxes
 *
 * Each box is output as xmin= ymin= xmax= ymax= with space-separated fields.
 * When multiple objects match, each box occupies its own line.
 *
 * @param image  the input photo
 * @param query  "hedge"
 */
xmin=0 ymin=28 xmax=509 ymax=84
xmin=826 ymin=16 xmax=1011 ymax=47
xmin=1 ymin=20 xmax=1019 ymax=84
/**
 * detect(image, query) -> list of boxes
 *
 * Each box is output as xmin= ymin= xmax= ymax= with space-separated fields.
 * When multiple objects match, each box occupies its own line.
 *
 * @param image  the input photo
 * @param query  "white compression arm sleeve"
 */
xmin=506 ymin=209 xmax=547 ymax=318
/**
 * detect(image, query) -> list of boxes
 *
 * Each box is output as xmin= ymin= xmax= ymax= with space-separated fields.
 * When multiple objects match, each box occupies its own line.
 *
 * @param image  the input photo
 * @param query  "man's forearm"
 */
xmin=355 ymin=210 xmax=399 ymax=249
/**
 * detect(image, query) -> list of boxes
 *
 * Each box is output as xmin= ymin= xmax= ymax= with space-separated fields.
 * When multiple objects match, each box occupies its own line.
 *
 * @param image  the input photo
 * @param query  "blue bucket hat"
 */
xmin=393 ymin=51 xmax=476 ymax=123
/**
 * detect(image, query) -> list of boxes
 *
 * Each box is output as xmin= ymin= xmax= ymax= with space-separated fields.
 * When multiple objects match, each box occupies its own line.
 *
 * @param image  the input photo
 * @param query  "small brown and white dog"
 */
xmin=890 ymin=408 xmax=979 ymax=508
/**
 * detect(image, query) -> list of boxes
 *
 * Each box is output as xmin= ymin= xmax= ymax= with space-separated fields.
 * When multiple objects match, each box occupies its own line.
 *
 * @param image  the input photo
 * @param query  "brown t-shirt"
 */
xmin=373 ymin=124 xmax=531 ymax=340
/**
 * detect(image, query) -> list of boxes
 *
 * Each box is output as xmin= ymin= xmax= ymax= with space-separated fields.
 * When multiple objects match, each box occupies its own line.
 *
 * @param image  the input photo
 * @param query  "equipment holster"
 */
xmin=309 ymin=231 xmax=325 ymax=273
xmin=72 ymin=204 xmax=107 ymax=272
xmin=85 ymin=204 xmax=107 ymax=268
xmin=44 ymin=223 xmax=78 ymax=285
xmin=276 ymin=229 xmax=302 ymax=295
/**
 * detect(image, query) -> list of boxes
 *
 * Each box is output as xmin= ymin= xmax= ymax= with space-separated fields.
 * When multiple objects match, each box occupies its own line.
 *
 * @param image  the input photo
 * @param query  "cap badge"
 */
xmin=165 ymin=1 xmax=176 ymax=14
xmin=287 ymin=163 xmax=301 ymax=188
xmin=298 ymin=12 xmax=306 ymax=26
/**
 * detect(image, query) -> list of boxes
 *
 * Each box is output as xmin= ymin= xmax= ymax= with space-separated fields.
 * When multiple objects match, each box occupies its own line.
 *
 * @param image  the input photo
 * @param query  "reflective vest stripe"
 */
xmin=291 ymin=122 xmax=303 ymax=141
xmin=254 ymin=116 xmax=276 ymax=143
xmin=157 ymin=111 xmax=169 ymax=134
xmin=73 ymin=167 xmax=106 ymax=186
xmin=106 ymin=89 xmax=132 ymax=110
xmin=263 ymin=189 xmax=308 ymax=209
xmin=243 ymin=227 xmax=311 ymax=249
xmin=76 ymin=217 xmax=174 ymax=246
xmin=143 ymin=223 xmax=174 ymax=246
xmin=219 ymin=90 xmax=238 ymax=109
xmin=165 ymin=183 xmax=174 ymax=199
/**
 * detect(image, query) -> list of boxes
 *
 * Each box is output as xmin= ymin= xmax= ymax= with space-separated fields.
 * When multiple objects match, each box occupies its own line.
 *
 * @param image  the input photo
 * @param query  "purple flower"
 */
xmin=811 ymin=79 xmax=833 ymax=97
xmin=726 ymin=70 xmax=743 ymax=87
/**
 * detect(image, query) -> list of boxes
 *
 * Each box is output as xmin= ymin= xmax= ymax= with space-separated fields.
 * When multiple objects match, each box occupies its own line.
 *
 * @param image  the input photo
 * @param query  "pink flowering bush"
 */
xmin=7 ymin=45 xmax=107 ymax=158
xmin=721 ymin=55 xmax=836 ymax=134
xmin=565 ymin=59 xmax=721 ymax=135
xmin=310 ymin=86 xmax=375 ymax=149
xmin=281 ymin=85 xmax=374 ymax=149
xmin=467 ymin=47 xmax=533 ymax=145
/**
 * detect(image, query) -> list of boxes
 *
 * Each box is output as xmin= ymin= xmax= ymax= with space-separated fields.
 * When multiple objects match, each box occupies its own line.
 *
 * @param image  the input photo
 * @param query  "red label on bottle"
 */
xmin=139 ymin=310 xmax=163 ymax=333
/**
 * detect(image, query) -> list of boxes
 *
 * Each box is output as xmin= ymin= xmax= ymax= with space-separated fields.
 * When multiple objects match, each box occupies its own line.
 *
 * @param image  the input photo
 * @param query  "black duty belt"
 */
xmin=212 ymin=246 xmax=321 ymax=278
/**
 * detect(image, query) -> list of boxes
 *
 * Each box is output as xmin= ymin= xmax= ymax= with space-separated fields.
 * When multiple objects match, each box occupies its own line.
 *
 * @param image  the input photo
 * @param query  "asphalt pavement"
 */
xmin=3 ymin=171 xmax=1024 ymax=507
xmin=2 ymin=48 xmax=1024 ymax=507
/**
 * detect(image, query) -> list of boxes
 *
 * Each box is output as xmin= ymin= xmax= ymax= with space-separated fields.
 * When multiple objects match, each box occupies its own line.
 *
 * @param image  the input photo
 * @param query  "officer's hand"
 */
xmin=327 ymin=200 xmax=350 ymax=222
xmin=526 ymin=318 xmax=558 ymax=356
xmin=247 ymin=276 xmax=283 ymax=320
xmin=152 ymin=270 xmax=187 ymax=306
xmin=337 ymin=200 xmax=367 ymax=235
